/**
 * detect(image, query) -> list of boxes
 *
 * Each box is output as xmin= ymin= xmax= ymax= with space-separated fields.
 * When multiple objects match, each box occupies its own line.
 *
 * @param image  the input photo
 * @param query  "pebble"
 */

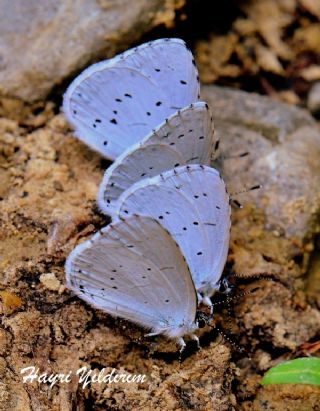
xmin=40 ymin=273 xmax=61 ymax=291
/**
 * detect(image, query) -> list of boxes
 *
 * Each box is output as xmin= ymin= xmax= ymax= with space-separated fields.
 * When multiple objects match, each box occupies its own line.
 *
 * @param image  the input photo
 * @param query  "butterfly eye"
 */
xmin=219 ymin=277 xmax=235 ymax=293
xmin=198 ymin=319 xmax=206 ymax=328
xmin=196 ymin=311 xmax=209 ymax=328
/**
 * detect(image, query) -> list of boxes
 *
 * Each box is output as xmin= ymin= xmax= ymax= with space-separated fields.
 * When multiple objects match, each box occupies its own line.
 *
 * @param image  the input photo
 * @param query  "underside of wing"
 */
xmin=115 ymin=165 xmax=231 ymax=297
xmin=98 ymin=143 xmax=184 ymax=215
xmin=147 ymin=102 xmax=214 ymax=165
xmin=65 ymin=215 xmax=197 ymax=338
xmin=63 ymin=38 xmax=200 ymax=160
xmin=97 ymin=102 xmax=215 ymax=216
xmin=112 ymin=38 xmax=200 ymax=110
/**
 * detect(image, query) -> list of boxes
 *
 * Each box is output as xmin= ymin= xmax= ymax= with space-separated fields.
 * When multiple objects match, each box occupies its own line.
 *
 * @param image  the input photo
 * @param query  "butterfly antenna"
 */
xmin=229 ymin=184 xmax=261 ymax=209
xmin=210 ymin=287 xmax=260 ymax=309
xmin=230 ymin=198 xmax=243 ymax=209
xmin=235 ymin=273 xmax=281 ymax=285
xmin=207 ymin=287 xmax=261 ymax=355
xmin=211 ymin=324 xmax=245 ymax=354
xmin=220 ymin=151 xmax=250 ymax=160
xmin=211 ymin=138 xmax=220 ymax=161
xmin=211 ymin=142 xmax=249 ymax=162
xmin=230 ymin=184 xmax=262 ymax=197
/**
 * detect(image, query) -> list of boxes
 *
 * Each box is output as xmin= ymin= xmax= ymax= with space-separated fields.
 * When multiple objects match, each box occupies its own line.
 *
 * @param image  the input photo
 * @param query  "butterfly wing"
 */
xmin=97 ymin=102 xmax=214 ymax=216
xmin=98 ymin=143 xmax=185 ymax=216
xmin=115 ymin=166 xmax=231 ymax=298
xmin=65 ymin=215 xmax=197 ymax=339
xmin=63 ymin=38 xmax=199 ymax=160
xmin=112 ymin=38 xmax=200 ymax=110
xmin=147 ymin=102 xmax=214 ymax=164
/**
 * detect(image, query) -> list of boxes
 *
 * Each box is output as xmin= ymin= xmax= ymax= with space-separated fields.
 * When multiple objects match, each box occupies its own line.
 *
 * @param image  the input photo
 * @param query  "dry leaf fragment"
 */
xmin=299 ymin=340 xmax=320 ymax=354
xmin=255 ymin=44 xmax=284 ymax=75
xmin=277 ymin=90 xmax=300 ymax=105
xmin=293 ymin=24 xmax=320 ymax=54
xmin=0 ymin=291 xmax=22 ymax=314
xmin=299 ymin=65 xmax=320 ymax=81
xmin=241 ymin=0 xmax=294 ymax=60
xmin=195 ymin=33 xmax=239 ymax=82
xmin=235 ymin=39 xmax=259 ymax=74
xmin=299 ymin=0 xmax=320 ymax=20
xmin=233 ymin=17 xmax=257 ymax=36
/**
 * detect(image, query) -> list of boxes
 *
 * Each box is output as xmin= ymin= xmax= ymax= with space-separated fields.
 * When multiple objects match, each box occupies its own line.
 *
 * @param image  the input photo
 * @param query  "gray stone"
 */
xmin=0 ymin=0 xmax=184 ymax=102
xmin=202 ymin=85 xmax=314 ymax=143
xmin=203 ymin=85 xmax=320 ymax=243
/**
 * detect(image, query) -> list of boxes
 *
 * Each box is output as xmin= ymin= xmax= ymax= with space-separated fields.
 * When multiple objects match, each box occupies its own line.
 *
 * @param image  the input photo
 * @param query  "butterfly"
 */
xmin=63 ymin=38 xmax=200 ymax=160
xmin=114 ymin=165 xmax=231 ymax=305
xmin=97 ymin=102 xmax=216 ymax=216
xmin=65 ymin=215 xmax=207 ymax=352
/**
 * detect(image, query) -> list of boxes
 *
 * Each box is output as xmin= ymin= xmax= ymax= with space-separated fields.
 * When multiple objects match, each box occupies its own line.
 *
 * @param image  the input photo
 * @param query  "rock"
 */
xmin=0 ymin=0 xmax=185 ymax=102
xmin=307 ymin=81 xmax=320 ymax=115
xmin=203 ymin=86 xmax=320 ymax=243
xmin=40 ymin=273 xmax=61 ymax=291
xmin=202 ymin=85 xmax=314 ymax=143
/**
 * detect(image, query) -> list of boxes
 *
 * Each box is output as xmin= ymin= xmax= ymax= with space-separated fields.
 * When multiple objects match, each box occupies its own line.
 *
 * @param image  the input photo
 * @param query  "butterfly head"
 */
xmin=196 ymin=311 xmax=210 ymax=329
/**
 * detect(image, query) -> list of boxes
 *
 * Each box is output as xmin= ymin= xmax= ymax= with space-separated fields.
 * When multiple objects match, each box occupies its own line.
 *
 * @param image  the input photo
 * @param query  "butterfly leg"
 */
xmin=177 ymin=337 xmax=186 ymax=362
xmin=202 ymin=295 xmax=213 ymax=314
xmin=144 ymin=332 xmax=160 ymax=337
xmin=190 ymin=334 xmax=201 ymax=349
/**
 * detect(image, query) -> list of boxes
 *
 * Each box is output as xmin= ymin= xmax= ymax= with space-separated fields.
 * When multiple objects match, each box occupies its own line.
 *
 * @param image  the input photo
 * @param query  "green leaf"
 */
xmin=261 ymin=357 xmax=320 ymax=386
